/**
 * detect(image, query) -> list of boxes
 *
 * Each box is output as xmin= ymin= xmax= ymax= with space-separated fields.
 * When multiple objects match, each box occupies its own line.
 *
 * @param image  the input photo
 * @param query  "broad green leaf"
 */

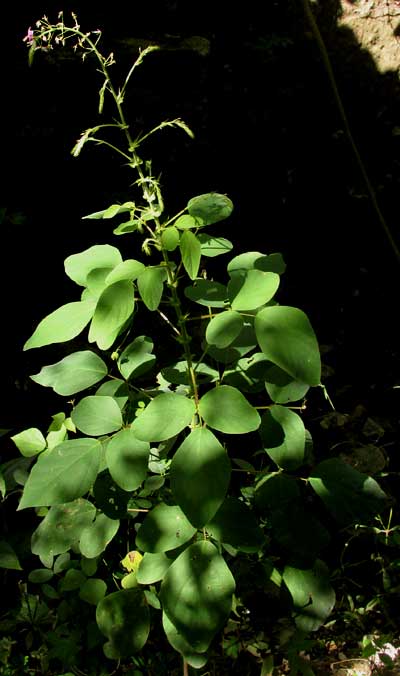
xmin=82 ymin=203 xmax=134 ymax=220
xmin=175 ymin=214 xmax=198 ymax=230
xmin=81 ymin=556 xmax=98 ymax=576
xmin=30 ymin=351 xmax=108 ymax=396
xmin=162 ymin=613 xmax=208 ymax=668
xmin=309 ymin=458 xmax=388 ymax=526
xmin=206 ymin=497 xmax=264 ymax=553
xmin=160 ymin=540 xmax=235 ymax=652
xmin=71 ymin=396 xmax=122 ymax=436
xmin=161 ymin=226 xmax=180 ymax=251
xmin=206 ymin=320 xmax=257 ymax=364
xmin=161 ymin=361 xmax=218 ymax=386
xmin=255 ymin=473 xmax=300 ymax=513
xmin=31 ymin=499 xmax=96 ymax=559
xmin=93 ymin=471 xmax=130 ymax=520
xmin=198 ymin=234 xmax=233 ymax=257
xmin=59 ymin=568 xmax=87 ymax=591
xmin=118 ymin=336 xmax=155 ymax=380
xmin=28 ymin=568 xmax=54 ymax=583
xmin=121 ymin=571 xmax=139 ymax=589
xmin=88 ymin=281 xmax=134 ymax=350
xmin=260 ymin=406 xmax=306 ymax=470
xmin=11 ymin=428 xmax=46 ymax=457
xmin=223 ymin=353 xmax=270 ymax=393
xmin=96 ymin=379 xmax=129 ymax=409
xmin=198 ymin=385 xmax=260 ymax=434
xmin=96 ymin=589 xmax=150 ymax=658
xmin=23 ymin=300 xmax=95 ymax=350
xmin=205 ymin=311 xmax=244 ymax=349
xmin=18 ymin=439 xmax=102 ymax=509
xmin=137 ymin=266 xmax=166 ymax=311
xmin=228 ymin=270 xmax=280 ymax=311
xmin=106 ymin=428 xmax=149 ymax=491
xmin=86 ymin=267 xmax=114 ymax=297
xmin=255 ymin=306 xmax=321 ymax=386
xmin=104 ymin=259 xmax=145 ymax=284
xmin=0 ymin=540 xmax=22 ymax=570
xmin=180 ymin=230 xmax=201 ymax=280
xmin=0 ymin=470 xmax=5 ymax=499
xmin=187 ymin=193 xmax=233 ymax=227
xmin=184 ymin=279 xmax=228 ymax=307
xmin=79 ymin=578 xmax=107 ymax=605
xmin=283 ymin=561 xmax=336 ymax=632
xmin=64 ymin=245 xmax=122 ymax=286
xmin=264 ymin=364 xmax=309 ymax=404
xmin=227 ymin=251 xmax=286 ymax=275
xmin=137 ymin=552 xmax=173 ymax=584
xmin=132 ymin=393 xmax=196 ymax=442
xmin=170 ymin=427 xmax=231 ymax=527
xmin=136 ymin=503 xmax=196 ymax=553
xmin=113 ymin=220 xmax=140 ymax=235
xmin=80 ymin=514 xmax=120 ymax=558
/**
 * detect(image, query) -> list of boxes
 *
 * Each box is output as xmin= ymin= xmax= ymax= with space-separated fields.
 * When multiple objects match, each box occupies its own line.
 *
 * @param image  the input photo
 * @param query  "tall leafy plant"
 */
xmin=5 ymin=13 xmax=388 ymax=672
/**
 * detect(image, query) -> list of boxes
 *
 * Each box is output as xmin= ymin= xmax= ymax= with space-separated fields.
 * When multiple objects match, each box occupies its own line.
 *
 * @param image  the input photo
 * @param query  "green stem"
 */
xmin=301 ymin=0 xmax=400 ymax=266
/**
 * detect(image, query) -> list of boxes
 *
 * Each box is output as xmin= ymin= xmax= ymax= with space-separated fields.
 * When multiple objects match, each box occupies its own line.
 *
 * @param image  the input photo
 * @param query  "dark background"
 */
xmin=2 ymin=0 xmax=400 ymax=434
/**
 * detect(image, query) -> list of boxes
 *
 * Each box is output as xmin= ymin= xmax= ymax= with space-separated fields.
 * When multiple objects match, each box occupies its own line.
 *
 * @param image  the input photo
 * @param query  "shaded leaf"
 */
xmin=0 ymin=540 xmax=22 ymax=570
xmin=283 ymin=561 xmax=336 ymax=632
xmin=162 ymin=612 xmax=208 ymax=668
xmin=264 ymin=364 xmax=309 ymax=404
xmin=104 ymin=259 xmax=144 ymax=284
xmin=79 ymin=578 xmax=107 ymax=605
xmin=206 ymin=497 xmax=264 ymax=553
xmin=185 ymin=279 xmax=228 ymax=308
xmin=309 ymin=458 xmax=388 ymax=526
xmin=260 ymin=406 xmax=306 ymax=470
xmin=187 ymin=193 xmax=233 ymax=227
xmin=198 ymin=234 xmax=233 ymax=257
xmin=160 ymin=540 xmax=235 ymax=652
xmin=137 ymin=552 xmax=173 ymax=584
xmin=96 ymin=589 xmax=150 ymax=658
xmin=170 ymin=427 xmax=231 ymax=527
xmin=106 ymin=428 xmax=149 ymax=491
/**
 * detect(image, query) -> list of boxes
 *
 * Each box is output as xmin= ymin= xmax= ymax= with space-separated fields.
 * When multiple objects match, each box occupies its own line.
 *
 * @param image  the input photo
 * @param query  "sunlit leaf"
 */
xmin=137 ymin=266 xmax=167 ymax=311
xmin=71 ymin=396 xmax=122 ymax=436
xmin=255 ymin=306 xmax=321 ymax=386
xmin=31 ymin=499 xmax=96 ymax=559
xmin=132 ymin=393 xmax=196 ymax=442
xmin=18 ymin=440 xmax=102 ymax=509
xmin=205 ymin=311 xmax=244 ymax=349
xmin=24 ymin=301 xmax=95 ymax=350
xmin=180 ymin=230 xmax=201 ymax=280
xmin=64 ymin=245 xmax=122 ymax=286
xmin=260 ymin=406 xmax=306 ymax=470
xmin=88 ymin=281 xmax=134 ymax=350
xmin=30 ymin=351 xmax=108 ymax=396
xmin=135 ymin=503 xmax=196 ymax=553
xmin=198 ymin=386 xmax=260 ymax=434
xmin=118 ymin=336 xmax=156 ymax=380
xmin=11 ymin=428 xmax=46 ymax=457
xmin=228 ymin=270 xmax=280 ymax=311
xmin=198 ymin=234 xmax=233 ymax=257
xmin=80 ymin=513 xmax=120 ymax=558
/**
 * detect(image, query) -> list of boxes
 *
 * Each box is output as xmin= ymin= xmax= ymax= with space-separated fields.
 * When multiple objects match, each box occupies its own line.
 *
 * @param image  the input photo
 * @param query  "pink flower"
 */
xmin=23 ymin=27 xmax=34 ymax=45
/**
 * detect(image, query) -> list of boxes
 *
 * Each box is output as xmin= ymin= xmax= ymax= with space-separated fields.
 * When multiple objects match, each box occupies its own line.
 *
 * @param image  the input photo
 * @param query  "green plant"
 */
xmin=6 ymin=12 xmax=389 ymax=674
